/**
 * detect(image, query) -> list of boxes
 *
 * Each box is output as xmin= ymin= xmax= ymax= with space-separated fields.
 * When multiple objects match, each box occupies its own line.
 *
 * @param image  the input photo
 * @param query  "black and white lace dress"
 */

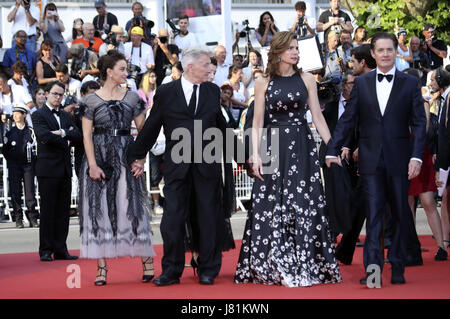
xmin=234 ymin=73 xmax=342 ymax=287
xmin=79 ymin=91 xmax=155 ymax=259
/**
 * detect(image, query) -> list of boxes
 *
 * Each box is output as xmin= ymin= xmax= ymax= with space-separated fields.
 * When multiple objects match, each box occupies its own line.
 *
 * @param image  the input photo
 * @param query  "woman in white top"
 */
xmin=223 ymin=65 xmax=248 ymax=122
xmin=395 ymin=28 xmax=413 ymax=71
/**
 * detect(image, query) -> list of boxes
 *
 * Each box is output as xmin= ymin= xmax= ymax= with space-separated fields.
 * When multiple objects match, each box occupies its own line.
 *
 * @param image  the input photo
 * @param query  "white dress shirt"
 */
xmin=181 ymin=75 xmax=200 ymax=113
xmin=376 ymin=66 xmax=396 ymax=116
xmin=439 ymin=86 xmax=450 ymax=123
xmin=338 ymin=94 xmax=347 ymax=120
xmin=46 ymin=103 xmax=67 ymax=138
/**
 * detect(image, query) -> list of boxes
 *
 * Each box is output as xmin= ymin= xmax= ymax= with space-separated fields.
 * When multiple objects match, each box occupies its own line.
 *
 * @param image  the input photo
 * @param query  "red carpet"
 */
xmin=0 ymin=235 xmax=449 ymax=299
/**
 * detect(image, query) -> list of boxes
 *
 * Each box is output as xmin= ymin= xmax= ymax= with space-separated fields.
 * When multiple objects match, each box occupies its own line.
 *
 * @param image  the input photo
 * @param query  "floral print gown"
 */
xmin=234 ymin=73 xmax=342 ymax=287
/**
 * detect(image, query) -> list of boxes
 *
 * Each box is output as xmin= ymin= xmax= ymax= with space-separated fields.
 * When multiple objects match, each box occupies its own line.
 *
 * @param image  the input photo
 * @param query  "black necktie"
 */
xmin=188 ymin=84 xmax=198 ymax=116
xmin=52 ymin=108 xmax=60 ymax=116
xmin=377 ymin=73 xmax=393 ymax=82
xmin=343 ymin=99 xmax=348 ymax=108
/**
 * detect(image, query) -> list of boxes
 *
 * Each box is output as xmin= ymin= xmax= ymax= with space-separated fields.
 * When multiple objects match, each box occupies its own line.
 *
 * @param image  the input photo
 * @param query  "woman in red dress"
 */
xmin=408 ymin=98 xmax=447 ymax=260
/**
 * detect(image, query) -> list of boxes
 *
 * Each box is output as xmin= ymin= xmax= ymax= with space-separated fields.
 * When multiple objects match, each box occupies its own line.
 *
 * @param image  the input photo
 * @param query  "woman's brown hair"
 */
xmin=265 ymin=31 xmax=302 ymax=79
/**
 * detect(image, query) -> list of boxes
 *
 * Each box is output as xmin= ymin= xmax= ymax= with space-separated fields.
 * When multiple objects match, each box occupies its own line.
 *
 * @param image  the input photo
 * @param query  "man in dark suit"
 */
xmin=326 ymin=32 xmax=427 ymax=285
xmin=128 ymin=46 xmax=226 ymax=286
xmin=31 ymin=81 xmax=82 ymax=262
xmin=432 ymin=67 xmax=450 ymax=259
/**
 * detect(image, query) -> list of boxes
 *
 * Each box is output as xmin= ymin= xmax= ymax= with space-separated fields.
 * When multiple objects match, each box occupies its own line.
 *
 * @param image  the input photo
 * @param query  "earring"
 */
xmin=278 ymin=57 xmax=282 ymax=63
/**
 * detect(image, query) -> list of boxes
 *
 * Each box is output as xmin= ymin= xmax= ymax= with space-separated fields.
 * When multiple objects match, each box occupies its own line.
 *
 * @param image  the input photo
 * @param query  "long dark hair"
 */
xmin=257 ymin=11 xmax=278 ymax=36
xmin=43 ymin=3 xmax=57 ymax=19
xmin=72 ymin=18 xmax=84 ymax=41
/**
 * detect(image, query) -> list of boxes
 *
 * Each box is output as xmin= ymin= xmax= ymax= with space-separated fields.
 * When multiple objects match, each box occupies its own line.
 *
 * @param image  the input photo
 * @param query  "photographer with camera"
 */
xmin=242 ymin=49 xmax=262 ymax=91
xmin=410 ymin=36 xmax=431 ymax=86
xmin=2 ymin=30 xmax=37 ymax=86
xmin=153 ymin=28 xmax=180 ymax=86
xmin=69 ymin=43 xmax=99 ymax=82
xmin=72 ymin=22 xmax=104 ymax=56
xmin=125 ymin=2 xmax=154 ymax=46
xmin=323 ymin=31 xmax=346 ymax=78
xmin=290 ymin=1 xmax=315 ymax=38
xmin=422 ymin=23 xmax=447 ymax=70
xmin=169 ymin=15 xmax=198 ymax=58
xmin=40 ymin=3 xmax=68 ymax=63
xmin=93 ymin=0 xmax=118 ymax=38
xmin=7 ymin=0 xmax=40 ymax=53
xmin=124 ymin=26 xmax=155 ymax=88
xmin=99 ymin=25 xmax=125 ymax=57
xmin=55 ymin=64 xmax=81 ymax=114
xmin=316 ymin=0 xmax=353 ymax=44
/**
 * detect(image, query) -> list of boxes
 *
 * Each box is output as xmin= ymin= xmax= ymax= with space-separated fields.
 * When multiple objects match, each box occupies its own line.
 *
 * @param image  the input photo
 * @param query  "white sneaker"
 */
xmin=154 ymin=205 xmax=164 ymax=215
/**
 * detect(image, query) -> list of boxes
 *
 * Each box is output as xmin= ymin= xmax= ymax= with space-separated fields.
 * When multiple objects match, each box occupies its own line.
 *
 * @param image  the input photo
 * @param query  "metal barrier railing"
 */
xmin=0 ymin=139 xmax=254 ymax=222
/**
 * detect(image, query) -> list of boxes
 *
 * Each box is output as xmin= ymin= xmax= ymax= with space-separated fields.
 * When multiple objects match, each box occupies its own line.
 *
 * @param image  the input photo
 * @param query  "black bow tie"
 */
xmin=52 ymin=109 xmax=60 ymax=116
xmin=377 ymin=73 xmax=393 ymax=82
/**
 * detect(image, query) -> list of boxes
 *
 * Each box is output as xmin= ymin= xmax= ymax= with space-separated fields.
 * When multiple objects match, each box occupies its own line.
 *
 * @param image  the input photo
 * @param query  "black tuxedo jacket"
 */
xmin=128 ymin=79 xmax=227 ymax=181
xmin=327 ymin=70 xmax=426 ymax=176
xmin=31 ymin=105 xmax=82 ymax=178
xmin=435 ymin=95 xmax=450 ymax=171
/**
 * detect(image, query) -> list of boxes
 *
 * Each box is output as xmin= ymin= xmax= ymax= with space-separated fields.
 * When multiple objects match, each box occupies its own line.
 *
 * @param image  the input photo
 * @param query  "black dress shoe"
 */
xmin=153 ymin=275 xmax=180 ymax=286
xmin=16 ymin=220 xmax=24 ymax=228
xmin=435 ymin=247 xmax=448 ymax=261
xmin=40 ymin=253 xmax=53 ymax=262
xmin=29 ymin=219 xmax=39 ymax=228
xmin=360 ymin=273 xmax=382 ymax=287
xmin=335 ymin=251 xmax=352 ymax=265
xmin=391 ymin=273 xmax=406 ymax=284
xmin=199 ymin=275 xmax=214 ymax=285
xmin=54 ymin=252 xmax=78 ymax=260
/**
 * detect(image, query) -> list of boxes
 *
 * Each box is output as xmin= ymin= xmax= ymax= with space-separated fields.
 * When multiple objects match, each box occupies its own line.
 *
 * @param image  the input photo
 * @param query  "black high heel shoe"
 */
xmin=142 ymin=257 xmax=155 ymax=283
xmin=190 ymin=257 xmax=199 ymax=277
xmin=94 ymin=265 xmax=108 ymax=286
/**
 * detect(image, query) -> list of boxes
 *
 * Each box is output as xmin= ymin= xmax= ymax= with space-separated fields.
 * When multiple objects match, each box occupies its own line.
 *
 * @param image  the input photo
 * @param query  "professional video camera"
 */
xmin=101 ymin=32 xmax=119 ymax=47
xmin=132 ymin=16 xmax=155 ymax=32
xmin=317 ymin=76 xmax=341 ymax=105
xmin=295 ymin=15 xmax=308 ymax=38
xmin=70 ymin=54 xmax=89 ymax=81
xmin=63 ymin=93 xmax=78 ymax=108
xmin=166 ymin=18 xmax=180 ymax=36
xmin=239 ymin=19 xmax=251 ymax=38
xmin=127 ymin=63 xmax=141 ymax=82
xmin=0 ymin=113 xmax=13 ymax=132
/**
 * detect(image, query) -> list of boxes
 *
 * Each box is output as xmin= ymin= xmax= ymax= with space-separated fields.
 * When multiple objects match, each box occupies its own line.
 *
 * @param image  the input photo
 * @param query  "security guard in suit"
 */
xmin=2 ymin=106 xmax=39 ymax=228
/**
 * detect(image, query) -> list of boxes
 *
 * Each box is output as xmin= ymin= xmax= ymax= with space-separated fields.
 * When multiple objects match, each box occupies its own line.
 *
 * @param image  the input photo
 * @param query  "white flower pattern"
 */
xmin=234 ymin=73 xmax=341 ymax=287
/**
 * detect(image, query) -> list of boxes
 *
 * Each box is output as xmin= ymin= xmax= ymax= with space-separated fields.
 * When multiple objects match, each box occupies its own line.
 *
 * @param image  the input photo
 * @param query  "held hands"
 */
xmin=130 ymin=159 xmax=145 ymax=178
xmin=325 ymin=156 xmax=342 ymax=168
xmin=435 ymin=171 xmax=445 ymax=188
xmin=408 ymin=159 xmax=422 ymax=180
xmin=250 ymin=154 xmax=264 ymax=181
xmin=89 ymin=165 xmax=105 ymax=182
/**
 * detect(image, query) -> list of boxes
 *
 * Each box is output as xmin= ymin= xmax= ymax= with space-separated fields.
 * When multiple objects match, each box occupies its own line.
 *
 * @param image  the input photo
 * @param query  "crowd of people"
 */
xmin=0 ymin=0 xmax=449 ymax=288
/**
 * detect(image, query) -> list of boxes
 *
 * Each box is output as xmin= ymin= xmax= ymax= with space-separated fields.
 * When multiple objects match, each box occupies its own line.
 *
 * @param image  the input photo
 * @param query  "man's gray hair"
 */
xmin=181 ymin=45 xmax=212 ymax=71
